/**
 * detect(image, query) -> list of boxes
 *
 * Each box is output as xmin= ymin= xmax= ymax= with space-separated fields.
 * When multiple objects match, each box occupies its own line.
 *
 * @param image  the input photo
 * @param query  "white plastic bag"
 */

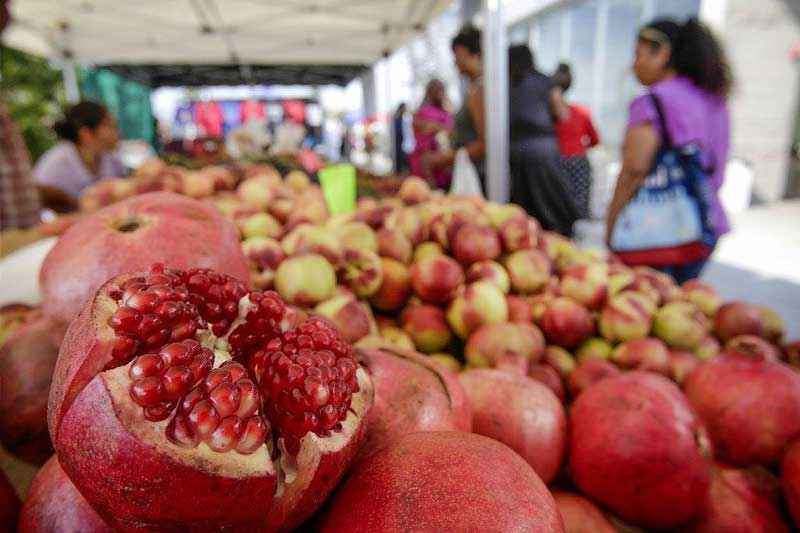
xmin=450 ymin=148 xmax=483 ymax=197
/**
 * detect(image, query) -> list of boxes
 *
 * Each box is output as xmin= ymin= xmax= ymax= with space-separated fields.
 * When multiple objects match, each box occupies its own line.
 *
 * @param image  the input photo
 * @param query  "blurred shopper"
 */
xmin=448 ymin=25 xmax=486 ymax=192
xmin=33 ymin=101 xmax=125 ymax=205
xmin=606 ymin=18 xmax=732 ymax=282
xmin=393 ymin=103 xmax=409 ymax=174
xmin=508 ymin=45 xmax=579 ymax=236
xmin=0 ymin=0 xmax=41 ymax=230
xmin=552 ymin=63 xmax=600 ymax=220
xmin=409 ymin=80 xmax=453 ymax=189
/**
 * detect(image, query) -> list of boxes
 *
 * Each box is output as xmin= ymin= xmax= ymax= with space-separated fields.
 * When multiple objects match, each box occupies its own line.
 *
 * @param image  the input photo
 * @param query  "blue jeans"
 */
xmin=656 ymin=256 xmax=711 ymax=284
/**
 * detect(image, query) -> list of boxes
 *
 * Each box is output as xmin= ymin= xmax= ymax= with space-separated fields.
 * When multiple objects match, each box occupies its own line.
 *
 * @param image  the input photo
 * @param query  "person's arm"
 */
xmin=585 ymin=113 xmax=600 ymax=148
xmin=605 ymin=123 xmax=660 ymax=244
xmin=464 ymin=84 xmax=485 ymax=162
xmin=548 ymin=87 xmax=570 ymax=123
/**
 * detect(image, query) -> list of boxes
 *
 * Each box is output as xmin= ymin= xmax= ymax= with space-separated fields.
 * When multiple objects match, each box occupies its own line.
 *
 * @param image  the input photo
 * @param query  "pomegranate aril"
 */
xmin=160 ymin=341 xmax=192 ymax=366
xmin=129 ymin=354 xmax=163 ymax=380
xmin=224 ymin=362 xmax=247 ymax=382
xmin=235 ymin=380 xmax=259 ymax=418
xmin=126 ymin=291 xmax=160 ymax=312
xmin=163 ymin=366 xmax=195 ymax=400
xmin=189 ymin=354 xmax=213 ymax=382
xmin=188 ymin=400 xmax=220 ymax=438
xmin=320 ymin=405 xmax=337 ymax=430
xmin=143 ymin=328 xmax=171 ymax=349
xmin=180 ymin=388 xmax=204 ymax=414
xmin=144 ymin=402 xmax=175 ymax=422
xmin=154 ymin=300 xmax=180 ymax=320
xmin=109 ymin=307 xmax=141 ymax=333
xmin=208 ymin=382 xmax=241 ymax=419
xmin=112 ymin=335 xmax=140 ymax=360
xmin=203 ymin=368 xmax=232 ymax=393
xmin=122 ymin=283 xmax=146 ymax=302
xmin=208 ymin=417 xmax=244 ymax=452
xmin=169 ymin=318 xmax=198 ymax=341
xmin=166 ymin=415 xmax=197 ymax=447
xmin=131 ymin=376 xmax=165 ymax=407
xmin=237 ymin=416 xmax=269 ymax=454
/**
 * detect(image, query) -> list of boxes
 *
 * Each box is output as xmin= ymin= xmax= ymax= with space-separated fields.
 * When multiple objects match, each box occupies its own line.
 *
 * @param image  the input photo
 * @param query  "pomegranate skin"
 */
xmin=55 ymin=374 xmax=277 ymax=532
xmin=569 ymin=371 xmax=711 ymax=529
xmin=459 ymin=369 xmax=567 ymax=483
xmin=40 ymin=192 xmax=250 ymax=324
xmin=354 ymin=347 xmax=471 ymax=462
xmin=320 ymin=432 xmax=564 ymax=532
xmin=783 ymin=440 xmax=800 ymax=527
xmin=0 ymin=314 xmax=63 ymax=464
xmin=682 ymin=462 xmax=789 ymax=533
xmin=685 ymin=354 xmax=800 ymax=466
xmin=0 ymin=467 xmax=19 ymax=532
xmin=18 ymin=456 xmax=111 ymax=533
xmin=551 ymin=491 xmax=616 ymax=533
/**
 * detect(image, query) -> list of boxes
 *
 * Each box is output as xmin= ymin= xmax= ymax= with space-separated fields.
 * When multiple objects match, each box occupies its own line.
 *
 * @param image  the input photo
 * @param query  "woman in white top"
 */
xmin=33 ymin=101 xmax=125 ymax=208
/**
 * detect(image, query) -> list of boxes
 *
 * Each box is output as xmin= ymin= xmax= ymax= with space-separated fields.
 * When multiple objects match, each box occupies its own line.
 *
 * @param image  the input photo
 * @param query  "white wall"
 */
xmin=713 ymin=0 xmax=800 ymax=201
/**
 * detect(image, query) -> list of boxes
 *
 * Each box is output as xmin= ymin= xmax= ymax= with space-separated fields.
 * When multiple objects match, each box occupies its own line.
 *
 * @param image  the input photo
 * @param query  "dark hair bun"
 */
xmin=53 ymin=118 xmax=78 ymax=142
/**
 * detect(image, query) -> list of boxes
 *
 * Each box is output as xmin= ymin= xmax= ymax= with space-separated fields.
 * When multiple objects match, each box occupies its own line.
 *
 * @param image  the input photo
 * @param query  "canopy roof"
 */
xmin=6 ymin=0 xmax=452 ymax=86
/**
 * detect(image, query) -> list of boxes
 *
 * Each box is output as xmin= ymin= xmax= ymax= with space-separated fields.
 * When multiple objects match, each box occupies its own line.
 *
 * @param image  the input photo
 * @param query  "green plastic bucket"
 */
xmin=318 ymin=164 xmax=356 ymax=215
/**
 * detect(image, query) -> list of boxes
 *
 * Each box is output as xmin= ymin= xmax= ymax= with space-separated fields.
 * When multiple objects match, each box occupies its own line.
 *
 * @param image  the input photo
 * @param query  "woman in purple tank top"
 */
xmin=606 ymin=18 xmax=733 ymax=282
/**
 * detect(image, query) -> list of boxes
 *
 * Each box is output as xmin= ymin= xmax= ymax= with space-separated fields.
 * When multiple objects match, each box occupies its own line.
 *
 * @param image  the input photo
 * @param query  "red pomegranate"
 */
xmin=458 ymin=369 xmax=567 ymax=483
xmin=566 ymin=358 xmax=620 ymax=399
xmin=0 ymin=312 xmax=63 ymax=464
xmin=539 ymin=297 xmax=595 ymax=349
xmin=320 ymin=432 xmax=564 ymax=532
xmin=17 ymin=456 xmax=110 ymax=532
xmin=0 ymin=467 xmax=20 ymax=532
xmin=40 ymin=192 xmax=250 ymax=324
xmin=551 ymin=491 xmax=616 ymax=533
xmin=48 ymin=264 xmax=373 ymax=531
xmin=528 ymin=363 xmax=566 ymax=403
xmin=724 ymin=335 xmax=781 ymax=362
xmin=783 ymin=439 xmax=800 ymax=527
xmin=569 ymin=371 xmax=712 ymax=529
xmin=682 ymin=462 xmax=789 ymax=533
xmin=685 ymin=353 xmax=800 ymax=466
xmin=354 ymin=346 xmax=470 ymax=463
xmin=714 ymin=301 xmax=764 ymax=341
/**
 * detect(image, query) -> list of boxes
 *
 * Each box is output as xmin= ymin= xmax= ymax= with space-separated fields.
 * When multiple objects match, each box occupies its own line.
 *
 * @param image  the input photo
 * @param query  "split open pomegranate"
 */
xmin=48 ymin=264 xmax=373 ymax=532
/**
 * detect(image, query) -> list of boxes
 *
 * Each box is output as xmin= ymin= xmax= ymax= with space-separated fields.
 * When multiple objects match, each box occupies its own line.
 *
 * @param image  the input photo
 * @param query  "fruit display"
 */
xmin=2 ymin=161 xmax=799 ymax=531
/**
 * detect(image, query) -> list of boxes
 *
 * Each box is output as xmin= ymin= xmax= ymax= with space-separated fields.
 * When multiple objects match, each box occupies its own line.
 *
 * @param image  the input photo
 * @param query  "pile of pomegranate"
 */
xmin=2 ymin=164 xmax=799 ymax=531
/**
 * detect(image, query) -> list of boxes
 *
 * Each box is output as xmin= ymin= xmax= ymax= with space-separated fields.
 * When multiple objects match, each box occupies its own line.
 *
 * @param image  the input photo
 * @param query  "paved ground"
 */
xmin=576 ymin=200 xmax=800 ymax=339
xmin=702 ymin=201 xmax=800 ymax=339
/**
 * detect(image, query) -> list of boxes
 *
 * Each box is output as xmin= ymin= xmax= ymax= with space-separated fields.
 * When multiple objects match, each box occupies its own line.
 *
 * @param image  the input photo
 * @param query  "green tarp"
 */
xmin=79 ymin=67 xmax=155 ymax=146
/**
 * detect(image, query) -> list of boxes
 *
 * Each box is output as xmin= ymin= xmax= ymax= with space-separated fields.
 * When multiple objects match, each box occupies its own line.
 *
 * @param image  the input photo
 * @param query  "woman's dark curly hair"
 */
xmin=640 ymin=17 xmax=733 ymax=97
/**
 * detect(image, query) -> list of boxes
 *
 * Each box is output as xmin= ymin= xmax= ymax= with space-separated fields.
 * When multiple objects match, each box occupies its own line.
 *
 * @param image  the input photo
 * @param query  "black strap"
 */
xmin=648 ymin=93 xmax=673 ymax=148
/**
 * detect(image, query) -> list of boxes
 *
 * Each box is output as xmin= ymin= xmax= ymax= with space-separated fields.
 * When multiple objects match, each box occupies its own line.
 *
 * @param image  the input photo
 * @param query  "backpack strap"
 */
xmin=648 ymin=93 xmax=673 ymax=148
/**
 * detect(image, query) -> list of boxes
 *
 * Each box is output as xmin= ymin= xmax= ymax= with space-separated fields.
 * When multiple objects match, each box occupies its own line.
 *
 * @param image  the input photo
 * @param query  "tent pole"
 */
xmin=482 ymin=0 xmax=509 ymax=203
xmin=62 ymin=59 xmax=80 ymax=104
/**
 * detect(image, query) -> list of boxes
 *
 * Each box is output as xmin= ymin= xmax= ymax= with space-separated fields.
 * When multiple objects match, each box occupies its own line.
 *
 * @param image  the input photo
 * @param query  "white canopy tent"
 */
xmin=5 ymin=0 xmax=452 ymax=68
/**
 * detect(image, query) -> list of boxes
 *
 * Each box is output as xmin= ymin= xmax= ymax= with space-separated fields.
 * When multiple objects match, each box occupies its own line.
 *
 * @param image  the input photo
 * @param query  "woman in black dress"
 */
xmin=508 ymin=45 xmax=580 ymax=236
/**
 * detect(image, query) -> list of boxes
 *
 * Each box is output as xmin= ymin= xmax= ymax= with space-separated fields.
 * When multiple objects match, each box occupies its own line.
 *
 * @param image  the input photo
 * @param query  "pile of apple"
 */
xmin=2 ymin=168 xmax=800 ymax=531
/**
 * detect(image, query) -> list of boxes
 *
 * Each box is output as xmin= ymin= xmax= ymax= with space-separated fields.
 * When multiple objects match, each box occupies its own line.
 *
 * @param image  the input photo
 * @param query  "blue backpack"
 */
xmin=610 ymin=93 xmax=716 ymax=266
